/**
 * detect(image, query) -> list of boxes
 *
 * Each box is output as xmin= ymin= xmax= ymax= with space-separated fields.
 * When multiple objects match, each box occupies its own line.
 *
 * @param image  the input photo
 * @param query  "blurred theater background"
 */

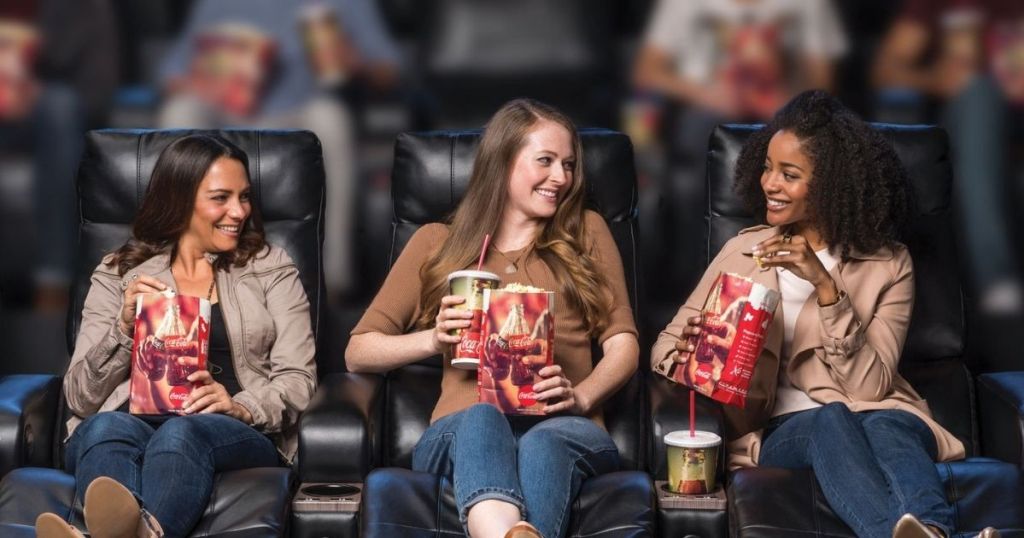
xmin=1 ymin=0 xmax=1021 ymax=377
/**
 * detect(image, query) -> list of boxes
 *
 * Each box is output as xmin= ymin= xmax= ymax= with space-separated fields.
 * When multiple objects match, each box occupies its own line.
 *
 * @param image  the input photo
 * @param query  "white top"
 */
xmin=664 ymin=430 xmax=722 ymax=449
xmin=643 ymin=0 xmax=847 ymax=86
xmin=771 ymin=248 xmax=838 ymax=417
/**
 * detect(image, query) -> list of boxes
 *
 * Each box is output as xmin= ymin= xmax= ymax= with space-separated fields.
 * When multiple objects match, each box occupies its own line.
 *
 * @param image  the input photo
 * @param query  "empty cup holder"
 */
xmin=300 ymin=484 xmax=361 ymax=497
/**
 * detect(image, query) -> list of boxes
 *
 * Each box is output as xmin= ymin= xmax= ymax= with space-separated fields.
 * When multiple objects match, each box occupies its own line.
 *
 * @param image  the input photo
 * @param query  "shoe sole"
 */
xmin=84 ymin=477 xmax=141 ymax=538
xmin=35 ymin=513 xmax=84 ymax=538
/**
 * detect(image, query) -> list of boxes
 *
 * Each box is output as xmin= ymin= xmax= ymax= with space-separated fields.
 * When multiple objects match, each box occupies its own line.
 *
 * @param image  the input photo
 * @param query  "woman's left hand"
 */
xmin=753 ymin=233 xmax=837 ymax=296
xmin=532 ymin=364 xmax=585 ymax=415
xmin=183 ymin=363 xmax=253 ymax=424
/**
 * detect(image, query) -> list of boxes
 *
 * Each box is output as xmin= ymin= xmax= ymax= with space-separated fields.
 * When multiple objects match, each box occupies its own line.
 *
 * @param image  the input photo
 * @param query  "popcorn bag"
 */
xmin=478 ymin=285 xmax=554 ymax=415
xmin=672 ymin=272 xmax=780 ymax=407
xmin=130 ymin=290 xmax=211 ymax=415
xmin=190 ymin=23 xmax=277 ymax=117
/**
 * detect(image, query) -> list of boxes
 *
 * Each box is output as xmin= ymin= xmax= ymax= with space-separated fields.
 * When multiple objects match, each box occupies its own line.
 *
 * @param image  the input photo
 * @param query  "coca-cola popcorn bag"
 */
xmin=130 ymin=289 xmax=211 ymax=414
xmin=479 ymin=284 xmax=554 ymax=415
xmin=671 ymin=272 xmax=780 ymax=408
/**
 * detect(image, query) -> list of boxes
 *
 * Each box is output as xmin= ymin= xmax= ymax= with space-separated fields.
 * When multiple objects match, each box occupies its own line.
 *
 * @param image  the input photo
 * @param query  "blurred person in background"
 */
xmin=0 ymin=0 xmax=118 ymax=310
xmin=633 ymin=0 xmax=848 ymax=170
xmin=874 ymin=0 xmax=1024 ymax=315
xmin=156 ymin=0 xmax=400 ymax=300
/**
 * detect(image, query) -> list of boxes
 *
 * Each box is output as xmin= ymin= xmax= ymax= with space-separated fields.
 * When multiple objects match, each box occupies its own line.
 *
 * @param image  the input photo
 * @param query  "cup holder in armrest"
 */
xmin=300 ymin=484 xmax=361 ymax=497
xmin=294 ymin=482 xmax=363 ymax=513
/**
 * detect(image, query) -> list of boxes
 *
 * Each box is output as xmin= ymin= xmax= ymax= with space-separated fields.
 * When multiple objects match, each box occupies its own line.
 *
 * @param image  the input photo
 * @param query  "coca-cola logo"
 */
xmin=460 ymin=337 xmax=481 ymax=353
xmin=507 ymin=335 xmax=532 ymax=351
xmin=163 ymin=338 xmax=191 ymax=351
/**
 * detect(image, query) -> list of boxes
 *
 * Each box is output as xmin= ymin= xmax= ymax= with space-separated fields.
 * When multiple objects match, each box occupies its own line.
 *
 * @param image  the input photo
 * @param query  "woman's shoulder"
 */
xmin=721 ymin=225 xmax=776 ymax=255
xmin=243 ymin=244 xmax=298 ymax=274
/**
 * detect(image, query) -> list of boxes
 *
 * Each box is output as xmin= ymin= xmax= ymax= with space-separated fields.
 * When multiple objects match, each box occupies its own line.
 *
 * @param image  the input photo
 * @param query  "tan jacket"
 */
xmin=63 ymin=245 xmax=317 ymax=463
xmin=652 ymin=225 xmax=964 ymax=470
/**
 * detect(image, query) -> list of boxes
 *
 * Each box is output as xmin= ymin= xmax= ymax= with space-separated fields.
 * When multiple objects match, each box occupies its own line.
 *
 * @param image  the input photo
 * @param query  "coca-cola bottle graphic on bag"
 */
xmin=139 ymin=299 xmax=186 ymax=381
xmin=487 ymin=303 xmax=529 ymax=382
xmin=503 ymin=304 xmax=534 ymax=387
xmin=165 ymin=309 xmax=199 ymax=385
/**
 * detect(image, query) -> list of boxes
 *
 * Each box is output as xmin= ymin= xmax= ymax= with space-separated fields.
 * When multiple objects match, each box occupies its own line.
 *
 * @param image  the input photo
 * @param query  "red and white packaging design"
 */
xmin=478 ymin=288 xmax=554 ymax=415
xmin=672 ymin=272 xmax=780 ymax=408
xmin=130 ymin=290 xmax=211 ymax=415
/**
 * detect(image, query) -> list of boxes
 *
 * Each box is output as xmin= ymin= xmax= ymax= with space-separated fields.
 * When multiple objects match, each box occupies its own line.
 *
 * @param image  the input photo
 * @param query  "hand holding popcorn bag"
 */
xmin=671 ymin=272 xmax=780 ymax=408
xmin=479 ymin=284 xmax=554 ymax=415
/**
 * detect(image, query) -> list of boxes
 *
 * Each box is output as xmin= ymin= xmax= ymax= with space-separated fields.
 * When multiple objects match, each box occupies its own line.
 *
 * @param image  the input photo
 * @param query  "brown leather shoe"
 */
xmin=35 ymin=512 xmax=85 ymax=538
xmin=504 ymin=521 xmax=542 ymax=538
xmin=83 ymin=476 xmax=164 ymax=538
xmin=892 ymin=514 xmax=944 ymax=538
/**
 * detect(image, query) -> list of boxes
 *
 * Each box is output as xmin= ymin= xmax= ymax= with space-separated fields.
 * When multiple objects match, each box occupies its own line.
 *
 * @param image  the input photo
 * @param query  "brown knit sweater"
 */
xmin=352 ymin=210 xmax=637 ymax=424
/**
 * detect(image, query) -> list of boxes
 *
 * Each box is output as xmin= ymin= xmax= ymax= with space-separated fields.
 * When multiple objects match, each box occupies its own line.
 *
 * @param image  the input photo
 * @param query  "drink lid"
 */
xmin=664 ymin=430 xmax=721 ymax=448
xmin=447 ymin=270 xmax=501 ymax=283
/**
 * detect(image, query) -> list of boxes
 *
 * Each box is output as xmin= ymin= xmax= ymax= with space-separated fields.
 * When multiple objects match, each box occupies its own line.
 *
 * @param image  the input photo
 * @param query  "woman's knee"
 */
xmin=147 ymin=415 xmax=227 ymax=455
xmin=73 ymin=412 xmax=151 ymax=449
xmin=459 ymin=403 xmax=506 ymax=429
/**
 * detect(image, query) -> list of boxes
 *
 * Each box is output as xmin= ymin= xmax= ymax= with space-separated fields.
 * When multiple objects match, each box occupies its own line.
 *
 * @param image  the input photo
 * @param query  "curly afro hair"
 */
xmin=734 ymin=90 xmax=913 ymax=259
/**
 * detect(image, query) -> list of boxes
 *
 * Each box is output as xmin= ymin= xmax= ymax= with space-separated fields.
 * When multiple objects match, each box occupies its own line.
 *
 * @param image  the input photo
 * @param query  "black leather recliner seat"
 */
xmin=0 ymin=129 xmax=328 ymax=537
xmin=297 ymin=128 xmax=656 ymax=538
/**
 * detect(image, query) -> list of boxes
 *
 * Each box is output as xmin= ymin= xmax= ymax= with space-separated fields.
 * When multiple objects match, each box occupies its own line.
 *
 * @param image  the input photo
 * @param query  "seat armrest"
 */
xmin=977 ymin=372 xmax=1024 ymax=466
xmin=298 ymin=372 xmax=383 ymax=483
xmin=0 ymin=374 xmax=63 ymax=475
xmin=648 ymin=372 xmax=723 ymax=479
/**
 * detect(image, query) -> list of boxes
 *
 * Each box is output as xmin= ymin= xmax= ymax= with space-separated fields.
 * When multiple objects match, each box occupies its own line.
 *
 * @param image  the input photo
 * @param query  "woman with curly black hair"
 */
xmin=652 ymin=90 xmax=996 ymax=538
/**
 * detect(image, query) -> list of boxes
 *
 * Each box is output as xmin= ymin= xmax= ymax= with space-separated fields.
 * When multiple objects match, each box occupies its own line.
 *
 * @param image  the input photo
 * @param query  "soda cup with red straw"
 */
xmin=447 ymin=233 xmax=498 ymax=369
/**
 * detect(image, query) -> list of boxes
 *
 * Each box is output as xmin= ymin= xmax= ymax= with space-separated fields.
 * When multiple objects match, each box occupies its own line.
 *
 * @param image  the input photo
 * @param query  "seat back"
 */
xmin=704 ymin=124 xmax=974 ymax=454
xmin=384 ymin=128 xmax=645 ymax=469
xmin=69 ymin=129 xmax=328 ymax=370
xmin=416 ymin=0 xmax=615 ymax=128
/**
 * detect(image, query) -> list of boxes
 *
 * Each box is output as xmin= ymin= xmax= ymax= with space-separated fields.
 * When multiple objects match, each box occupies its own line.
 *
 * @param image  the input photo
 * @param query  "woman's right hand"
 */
xmin=672 ymin=315 xmax=703 ymax=364
xmin=119 ymin=274 xmax=169 ymax=335
xmin=431 ymin=295 xmax=473 ymax=354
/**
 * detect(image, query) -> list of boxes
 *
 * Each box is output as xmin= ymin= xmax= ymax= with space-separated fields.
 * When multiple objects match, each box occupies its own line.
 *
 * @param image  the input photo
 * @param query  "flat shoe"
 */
xmin=504 ymin=521 xmax=542 ymax=538
xmin=84 ymin=477 xmax=142 ymax=538
xmin=35 ymin=512 xmax=85 ymax=538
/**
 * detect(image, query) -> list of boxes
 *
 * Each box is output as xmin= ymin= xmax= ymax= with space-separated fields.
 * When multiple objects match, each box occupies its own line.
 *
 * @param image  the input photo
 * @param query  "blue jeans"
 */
xmin=65 ymin=411 xmax=279 ymax=538
xmin=759 ymin=403 xmax=953 ymax=538
xmin=412 ymin=404 xmax=621 ymax=538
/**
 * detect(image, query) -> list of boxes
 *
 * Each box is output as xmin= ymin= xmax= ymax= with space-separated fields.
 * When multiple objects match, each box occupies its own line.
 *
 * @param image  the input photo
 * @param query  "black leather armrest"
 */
xmin=298 ymin=372 xmax=383 ymax=483
xmin=977 ymin=372 xmax=1024 ymax=466
xmin=0 ymin=374 xmax=62 ymax=476
xmin=648 ymin=372 xmax=723 ymax=479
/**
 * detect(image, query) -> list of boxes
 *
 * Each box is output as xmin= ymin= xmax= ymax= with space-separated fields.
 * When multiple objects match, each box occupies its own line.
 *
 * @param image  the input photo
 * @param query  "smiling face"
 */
xmin=761 ymin=130 xmax=813 ymax=228
xmin=503 ymin=119 xmax=576 ymax=224
xmin=182 ymin=157 xmax=252 ymax=253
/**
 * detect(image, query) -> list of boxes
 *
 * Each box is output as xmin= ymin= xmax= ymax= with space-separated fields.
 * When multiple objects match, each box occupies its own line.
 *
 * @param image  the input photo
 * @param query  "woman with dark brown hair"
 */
xmin=35 ymin=134 xmax=317 ymax=538
xmin=347 ymin=99 xmax=640 ymax=538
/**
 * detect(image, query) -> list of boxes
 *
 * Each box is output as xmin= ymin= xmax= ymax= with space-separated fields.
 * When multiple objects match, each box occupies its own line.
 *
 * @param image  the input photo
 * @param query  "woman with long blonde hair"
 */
xmin=347 ymin=99 xmax=639 ymax=538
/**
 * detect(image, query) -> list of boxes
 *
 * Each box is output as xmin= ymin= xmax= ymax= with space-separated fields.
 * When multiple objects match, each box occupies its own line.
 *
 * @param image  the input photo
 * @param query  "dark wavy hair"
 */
xmin=734 ymin=90 xmax=913 ymax=259
xmin=108 ymin=134 xmax=266 ymax=275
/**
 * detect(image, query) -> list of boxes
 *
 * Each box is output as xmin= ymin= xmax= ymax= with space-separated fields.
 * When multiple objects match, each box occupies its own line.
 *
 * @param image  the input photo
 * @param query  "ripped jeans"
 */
xmin=412 ymin=404 xmax=620 ymax=538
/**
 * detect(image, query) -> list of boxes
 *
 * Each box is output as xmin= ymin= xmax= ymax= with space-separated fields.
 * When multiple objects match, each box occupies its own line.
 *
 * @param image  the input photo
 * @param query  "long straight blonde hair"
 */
xmin=415 ymin=99 xmax=611 ymax=336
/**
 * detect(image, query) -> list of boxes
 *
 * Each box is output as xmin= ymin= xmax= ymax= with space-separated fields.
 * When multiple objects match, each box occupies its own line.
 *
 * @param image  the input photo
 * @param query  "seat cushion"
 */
xmin=0 ymin=466 xmax=294 ymax=537
xmin=362 ymin=468 xmax=655 ymax=538
xmin=729 ymin=459 xmax=1024 ymax=537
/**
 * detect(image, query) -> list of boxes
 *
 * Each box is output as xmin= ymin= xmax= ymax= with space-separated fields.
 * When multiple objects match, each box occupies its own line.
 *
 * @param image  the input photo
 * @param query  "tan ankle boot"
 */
xmin=504 ymin=521 xmax=542 ymax=538
xmin=892 ymin=514 xmax=944 ymax=538
xmin=83 ymin=476 xmax=165 ymax=538
xmin=35 ymin=512 xmax=85 ymax=538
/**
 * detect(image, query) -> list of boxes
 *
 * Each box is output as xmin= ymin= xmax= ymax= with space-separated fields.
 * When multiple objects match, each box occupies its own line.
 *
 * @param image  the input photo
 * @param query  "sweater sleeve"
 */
xmin=352 ymin=224 xmax=449 ymax=336
xmin=586 ymin=211 xmax=638 ymax=344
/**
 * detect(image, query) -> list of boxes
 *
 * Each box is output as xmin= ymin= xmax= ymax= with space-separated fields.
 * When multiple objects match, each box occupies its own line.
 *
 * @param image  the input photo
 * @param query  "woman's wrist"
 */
xmin=815 ymin=277 xmax=840 ymax=306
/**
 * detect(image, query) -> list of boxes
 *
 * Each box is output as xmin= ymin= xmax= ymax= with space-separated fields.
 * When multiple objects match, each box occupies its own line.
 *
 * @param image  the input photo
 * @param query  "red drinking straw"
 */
xmin=689 ymin=389 xmax=696 ymax=437
xmin=477 ymin=233 xmax=491 ymax=271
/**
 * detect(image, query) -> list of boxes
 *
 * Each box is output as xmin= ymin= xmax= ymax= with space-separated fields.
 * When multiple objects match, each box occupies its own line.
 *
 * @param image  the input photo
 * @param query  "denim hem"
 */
xmin=460 ymin=488 xmax=527 ymax=529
